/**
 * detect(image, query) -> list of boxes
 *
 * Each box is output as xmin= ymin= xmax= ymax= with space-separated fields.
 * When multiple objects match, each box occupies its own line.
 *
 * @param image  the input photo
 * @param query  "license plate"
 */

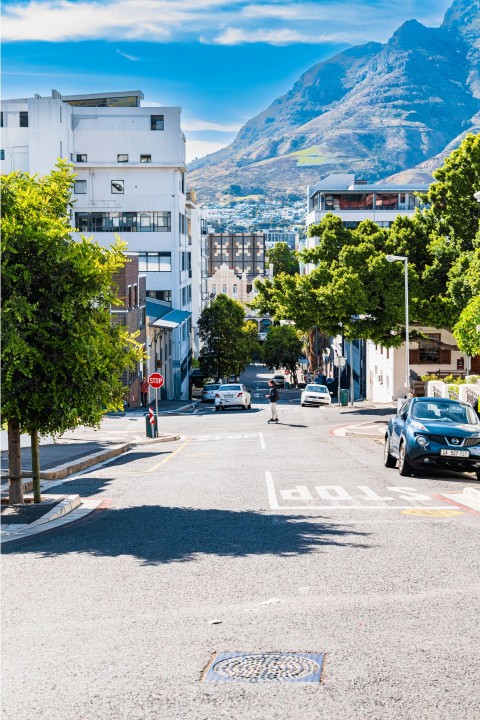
xmin=225 ymin=394 xmax=233 ymax=398
xmin=440 ymin=449 xmax=469 ymax=458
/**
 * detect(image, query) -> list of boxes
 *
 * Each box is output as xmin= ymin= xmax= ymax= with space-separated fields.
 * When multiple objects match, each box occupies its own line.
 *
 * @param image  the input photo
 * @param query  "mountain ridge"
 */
xmin=189 ymin=0 xmax=480 ymax=204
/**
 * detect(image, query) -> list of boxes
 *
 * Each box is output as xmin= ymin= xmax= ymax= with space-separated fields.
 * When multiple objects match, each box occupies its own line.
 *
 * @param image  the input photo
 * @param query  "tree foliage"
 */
xmin=1 ymin=161 xmax=144 ymax=437
xmin=266 ymin=242 xmax=299 ymax=276
xmin=198 ymin=294 xmax=259 ymax=379
xmin=262 ymin=325 xmax=303 ymax=383
xmin=253 ymin=134 xmax=480 ymax=352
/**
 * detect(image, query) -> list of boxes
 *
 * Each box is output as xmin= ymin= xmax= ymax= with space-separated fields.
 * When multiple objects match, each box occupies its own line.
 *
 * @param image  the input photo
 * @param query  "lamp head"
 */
xmin=386 ymin=254 xmax=407 ymax=262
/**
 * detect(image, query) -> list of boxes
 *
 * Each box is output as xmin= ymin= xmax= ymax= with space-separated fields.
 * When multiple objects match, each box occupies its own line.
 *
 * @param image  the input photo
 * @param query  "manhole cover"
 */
xmin=204 ymin=652 xmax=325 ymax=683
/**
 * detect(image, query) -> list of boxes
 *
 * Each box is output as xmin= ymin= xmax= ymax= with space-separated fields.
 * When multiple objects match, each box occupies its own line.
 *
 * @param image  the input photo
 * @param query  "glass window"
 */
xmin=111 ymin=180 xmax=124 ymax=194
xmin=117 ymin=154 xmax=128 ymax=162
xmin=140 ymin=154 xmax=151 ymax=163
xmin=0 ymin=112 xmax=3 ymax=127
xmin=0 ymin=150 xmax=5 ymax=161
xmin=74 ymin=211 xmax=170 ymax=232
xmin=74 ymin=180 xmax=87 ymax=194
xmin=138 ymin=252 xmax=171 ymax=271
xmin=222 ymin=285 xmax=227 ymax=293
xmin=76 ymin=154 xmax=87 ymax=162
xmin=150 ymin=115 xmax=164 ymax=130
xmin=233 ymin=284 xmax=238 ymax=294
xmin=19 ymin=111 xmax=28 ymax=127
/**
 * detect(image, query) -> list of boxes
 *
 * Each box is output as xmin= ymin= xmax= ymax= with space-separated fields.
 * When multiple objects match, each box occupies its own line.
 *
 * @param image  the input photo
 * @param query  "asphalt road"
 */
xmin=2 ymin=365 xmax=480 ymax=720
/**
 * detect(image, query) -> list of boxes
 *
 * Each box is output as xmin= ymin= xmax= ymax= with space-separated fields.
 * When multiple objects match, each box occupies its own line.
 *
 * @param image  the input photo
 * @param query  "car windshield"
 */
xmin=411 ymin=401 xmax=478 ymax=424
xmin=204 ymin=384 xmax=220 ymax=391
xmin=219 ymin=385 xmax=241 ymax=391
xmin=305 ymin=384 xmax=327 ymax=393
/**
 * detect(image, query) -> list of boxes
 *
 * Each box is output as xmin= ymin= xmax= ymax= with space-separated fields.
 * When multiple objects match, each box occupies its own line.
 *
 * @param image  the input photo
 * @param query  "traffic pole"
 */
xmin=155 ymin=388 xmax=159 ymax=437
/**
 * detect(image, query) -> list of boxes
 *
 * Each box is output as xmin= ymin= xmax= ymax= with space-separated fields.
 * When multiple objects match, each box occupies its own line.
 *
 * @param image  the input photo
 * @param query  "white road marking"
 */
xmin=191 ymin=433 xmax=260 ymax=443
xmin=266 ymin=474 xmax=454 ymax=511
xmin=259 ymin=432 xmax=266 ymax=450
xmin=265 ymin=471 xmax=280 ymax=510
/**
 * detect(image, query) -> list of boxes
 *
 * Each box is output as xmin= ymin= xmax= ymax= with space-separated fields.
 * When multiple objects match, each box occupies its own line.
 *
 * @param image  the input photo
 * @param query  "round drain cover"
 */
xmin=212 ymin=653 xmax=320 ymax=682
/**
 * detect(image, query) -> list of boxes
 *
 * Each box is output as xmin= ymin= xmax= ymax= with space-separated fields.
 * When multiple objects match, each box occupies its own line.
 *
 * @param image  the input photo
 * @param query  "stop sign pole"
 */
xmin=148 ymin=373 xmax=164 ymax=435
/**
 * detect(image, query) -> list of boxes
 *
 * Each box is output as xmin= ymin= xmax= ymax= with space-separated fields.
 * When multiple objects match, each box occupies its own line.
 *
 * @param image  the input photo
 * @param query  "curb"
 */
xmin=36 ymin=442 xmax=133 ymax=480
xmin=31 ymin=494 xmax=82 ymax=526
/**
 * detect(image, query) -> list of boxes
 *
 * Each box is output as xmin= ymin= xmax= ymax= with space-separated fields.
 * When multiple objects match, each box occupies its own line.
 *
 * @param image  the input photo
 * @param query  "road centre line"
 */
xmin=259 ymin=432 xmax=266 ymax=450
xmin=147 ymin=437 xmax=191 ymax=473
xmin=265 ymin=471 xmax=279 ymax=510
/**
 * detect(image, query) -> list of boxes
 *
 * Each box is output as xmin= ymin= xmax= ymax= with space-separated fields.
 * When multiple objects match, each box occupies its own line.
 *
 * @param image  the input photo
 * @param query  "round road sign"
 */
xmin=148 ymin=372 xmax=164 ymax=389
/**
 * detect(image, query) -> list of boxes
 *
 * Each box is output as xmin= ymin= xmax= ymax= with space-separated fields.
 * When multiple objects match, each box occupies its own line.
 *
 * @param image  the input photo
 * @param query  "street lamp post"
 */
xmin=386 ymin=254 xmax=410 ymax=396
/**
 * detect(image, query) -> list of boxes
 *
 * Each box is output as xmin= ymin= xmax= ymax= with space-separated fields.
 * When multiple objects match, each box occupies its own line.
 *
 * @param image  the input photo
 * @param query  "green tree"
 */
xmin=1 ymin=162 xmax=143 ymax=503
xmin=262 ymin=325 xmax=303 ymax=384
xmin=198 ymin=295 xmax=259 ymax=380
xmin=253 ymin=135 xmax=480 ymax=352
xmin=266 ymin=242 xmax=299 ymax=276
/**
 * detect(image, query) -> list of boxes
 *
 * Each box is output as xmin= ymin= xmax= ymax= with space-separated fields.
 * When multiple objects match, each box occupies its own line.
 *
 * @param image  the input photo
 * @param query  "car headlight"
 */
xmin=416 ymin=435 xmax=429 ymax=447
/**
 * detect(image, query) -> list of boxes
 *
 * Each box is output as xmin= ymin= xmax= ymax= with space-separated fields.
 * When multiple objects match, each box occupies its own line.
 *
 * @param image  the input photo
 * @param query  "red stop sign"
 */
xmin=148 ymin=372 xmax=164 ymax=389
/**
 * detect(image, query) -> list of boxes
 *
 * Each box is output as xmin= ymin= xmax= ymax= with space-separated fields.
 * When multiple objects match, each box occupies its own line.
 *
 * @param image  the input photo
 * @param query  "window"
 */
xmin=233 ymin=284 xmax=238 ymax=294
xmin=140 ymin=154 xmax=151 ymax=163
xmin=74 ymin=180 xmax=87 ymax=194
xmin=128 ymin=286 xmax=132 ymax=308
xmin=117 ymin=154 xmax=128 ymax=162
xmin=222 ymin=284 xmax=227 ymax=293
xmin=0 ymin=112 xmax=3 ymax=127
xmin=146 ymin=290 xmax=172 ymax=303
xmin=133 ymin=284 xmax=138 ymax=306
xmin=0 ymin=150 xmax=5 ymax=161
xmin=212 ymin=284 xmax=216 ymax=294
xmin=111 ymin=180 xmax=124 ymax=194
xmin=150 ymin=114 xmax=164 ymax=130
xmin=19 ymin=111 xmax=28 ymax=127
xmin=74 ymin=211 xmax=171 ymax=232
xmin=180 ymin=173 xmax=185 ymax=194
xmin=138 ymin=252 xmax=172 ymax=271
xmin=179 ymin=213 xmax=186 ymax=235
xmin=410 ymin=334 xmax=451 ymax=364
xmin=75 ymin=154 xmax=87 ymax=162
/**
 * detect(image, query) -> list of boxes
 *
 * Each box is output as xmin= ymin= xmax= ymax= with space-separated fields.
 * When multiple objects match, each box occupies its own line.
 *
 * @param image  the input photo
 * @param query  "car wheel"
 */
xmin=221 ymin=407 xmax=225 ymax=411
xmin=215 ymin=406 xmax=220 ymax=412
xmin=301 ymin=403 xmax=305 ymax=407
xmin=248 ymin=403 xmax=252 ymax=410
xmin=384 ymin=435 xmax=397 ymax=468
xmin=398 ymin=441 xmax=413 ymax=477
xmin=476 ymin=471 xmax=480 ymax=482
xmin=241 ymin=405 xmax=246 ymax=410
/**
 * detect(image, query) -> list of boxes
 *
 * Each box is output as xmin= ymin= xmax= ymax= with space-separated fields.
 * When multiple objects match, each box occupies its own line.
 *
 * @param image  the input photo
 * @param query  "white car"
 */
xmin=201 ymin=383 xmax=221 ymax=402
xmin=301 ymin=384 xmax=332 ymax=407
xmin=215 ymin=384 xmax=252 ymax=411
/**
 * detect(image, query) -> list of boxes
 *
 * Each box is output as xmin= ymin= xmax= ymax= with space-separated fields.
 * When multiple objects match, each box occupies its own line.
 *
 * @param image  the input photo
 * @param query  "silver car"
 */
xmin=201 ymin=383 xmax=221 ymax=402
xmin=214 ymin=384 xmax=252 ymax=411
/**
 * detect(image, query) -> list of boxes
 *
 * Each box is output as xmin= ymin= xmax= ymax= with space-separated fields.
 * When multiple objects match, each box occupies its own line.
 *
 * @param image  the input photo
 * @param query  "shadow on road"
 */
xmin=2 ymin=505 xmax=372 ymax=562
xmin=340 ymin=408 xmax=396 ymax=418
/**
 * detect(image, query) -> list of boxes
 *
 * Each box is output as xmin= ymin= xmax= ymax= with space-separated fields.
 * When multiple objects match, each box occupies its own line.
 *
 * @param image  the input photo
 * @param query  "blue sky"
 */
xmin=2 ymin=0 xmax=453 ymax=162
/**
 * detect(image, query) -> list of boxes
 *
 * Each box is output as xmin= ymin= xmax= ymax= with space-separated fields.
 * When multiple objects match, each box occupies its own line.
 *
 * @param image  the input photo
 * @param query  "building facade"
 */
xmin=1 ymin=89 xmax=203 ymax=400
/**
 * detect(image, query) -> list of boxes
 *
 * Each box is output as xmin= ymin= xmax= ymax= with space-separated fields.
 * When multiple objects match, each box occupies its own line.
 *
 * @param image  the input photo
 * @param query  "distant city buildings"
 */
xmin=1 ymin=89 xmax=204 ymax=400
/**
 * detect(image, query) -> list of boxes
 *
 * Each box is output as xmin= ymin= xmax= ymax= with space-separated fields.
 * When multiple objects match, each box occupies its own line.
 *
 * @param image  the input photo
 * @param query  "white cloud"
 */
xmin=186 ymin=138 xmax=231 ymax=163
xmin=210 ymin=27 xmax=357 ymax=46
xmin=1 ymin=0 xmax=451 ymax=45
xmin=116 ymin=49 xmax=141 ymax=61
xmin=182 ymin=118 xmax=241 ymax=132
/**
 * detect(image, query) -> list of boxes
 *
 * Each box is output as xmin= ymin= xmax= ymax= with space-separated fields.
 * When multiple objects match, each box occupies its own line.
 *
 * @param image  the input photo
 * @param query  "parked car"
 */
xmin=215 ymin=384 xmax=252 ymax=411
xmin=301 ymin=384 xmax=332 ymax=407
xmin=384 ymin=397 xmax=480 ymax=479
xmin=272 ymin=374 xmax=285 ymax=388
xmin=201 ymin=383 xmax=221 ymax=402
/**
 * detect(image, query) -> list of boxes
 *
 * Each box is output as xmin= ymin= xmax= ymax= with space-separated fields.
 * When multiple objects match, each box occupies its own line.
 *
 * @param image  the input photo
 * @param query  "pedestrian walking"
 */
xmin=266 ymin=380 xmax=279 ymax=423
xmin=140 ymin=376 xmax=149 ymax=407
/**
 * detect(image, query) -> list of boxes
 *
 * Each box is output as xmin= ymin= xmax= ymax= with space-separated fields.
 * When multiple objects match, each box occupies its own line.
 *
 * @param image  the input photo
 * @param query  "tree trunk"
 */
xmin=31 ymin=429 xmax=41 ymax=503
xmin=8 ymin=419 xmax=24 ymax=504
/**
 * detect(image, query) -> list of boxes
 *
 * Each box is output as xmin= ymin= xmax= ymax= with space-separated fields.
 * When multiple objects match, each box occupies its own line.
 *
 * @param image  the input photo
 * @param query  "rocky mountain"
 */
xmin=189 ymin=0 xmax=480 ymax=204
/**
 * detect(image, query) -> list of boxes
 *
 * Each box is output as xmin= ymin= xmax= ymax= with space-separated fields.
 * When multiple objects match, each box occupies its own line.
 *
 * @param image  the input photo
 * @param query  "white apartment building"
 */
xmin=1 ymin=89 xmax=204 ymax=400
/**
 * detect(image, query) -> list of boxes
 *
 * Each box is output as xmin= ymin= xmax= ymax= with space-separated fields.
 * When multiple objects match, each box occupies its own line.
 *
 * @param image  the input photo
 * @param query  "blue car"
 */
xmin=384 ymin=397 xmax=480 ymax=479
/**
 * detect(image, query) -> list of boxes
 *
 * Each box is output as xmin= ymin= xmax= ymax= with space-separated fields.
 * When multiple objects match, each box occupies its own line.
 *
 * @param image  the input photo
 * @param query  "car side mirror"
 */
xmin=400 ymin=411 xmax=407 ymax=420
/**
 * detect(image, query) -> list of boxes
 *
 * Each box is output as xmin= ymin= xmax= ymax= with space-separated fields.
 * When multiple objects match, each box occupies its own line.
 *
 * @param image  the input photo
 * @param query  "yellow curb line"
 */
xmin=147 ymin=437 xmax=191 ymax=473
